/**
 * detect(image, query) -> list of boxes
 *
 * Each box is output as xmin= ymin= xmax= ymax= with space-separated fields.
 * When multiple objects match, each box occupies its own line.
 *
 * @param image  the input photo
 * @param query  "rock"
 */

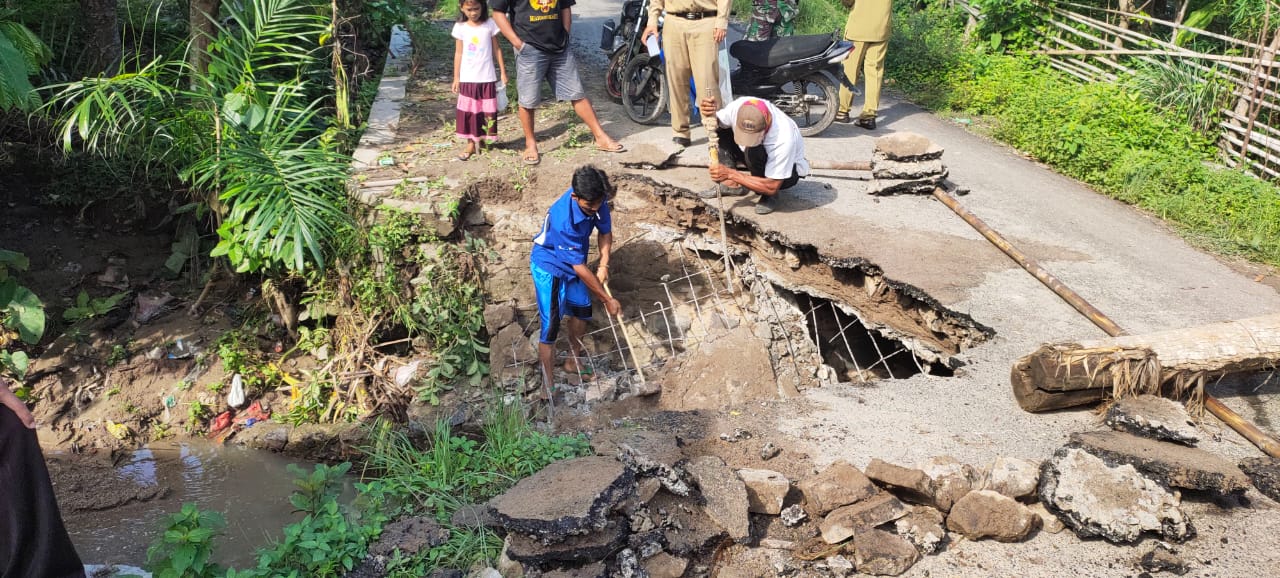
xmin=916 ymin=456 xmax=981 ymax=512
xmin=1027 ymin=502 xmax=1065 ymax=534
xmin=368 ymin=516 xmax=450 ymax=557
xmin=489 ymin=324 xmax=535 ymax=372
xmin=505 ymin=520 xmax=628 ymax=563
xmin=781 ymin=504 xmax=807 ymax=527
xmin=592 ymin=429 xmax=689 ymax=496
xmin=893 ymin=506 xmax=946 ymax=554
xmin=737 ymin=468 xmax=789 ymax=515
xmin=583 ymin=377 xmax=618 ymax=404
xmin=852 ymin=529 xmax=921 ymax=576
xmin=471 ymin=569 xmax=502 ymax=578
xmin=945 ymin=490 xmax=1037 ymax=542
xmin=1068 ymin=431 xmax=1250 ymax=494
xmin=983 ymin=457 xmax=1040 ymax=500
xmin=874 ymin=132 xmax=944 ymax=161
xmin=1139 ymin=543 xmax=1190 ymax=575
xmin=1105 ymin=395 xmax=1201 ymax=445
xmin=686 ymin=455 xmax=751 ymax=542
xmin=484 ymin=303 xmax=517 ymax=334
xmin=1239 ymin=457 xmax=1280 ymax=503
xmin=826 ymin=553 xmax=854 ymax=575
xmin=629 ymin=378 xmax=661 ymax=397
xmin=496 ymin=538 xmax=524 ymax=577
xmin=536 ymin=562 xmax=608 ymax=578
xmin=286 ymin=422 xmax=361 ymax=461
xmin=234 ymin=422 xmax=291 ymax=452
xmin=488 ymin=457 xmax=635 ymax=543
xmin=797 ymin=460 xmax=878 ymax=515
xmin=760 ymin=442 xmax=781 ymax=461
xmin=865 ymin=459 xmax=934 ymax=506
xmin=452 ymin=503 xmax=498 ymax=528
xmin=641 ymin=552 xmax=688 ymax=578
xmin=1039 ymin=447 xmax=1194 ymax=543
xmin=636 ymin=478 xmax=662 ymax=504
xmin=819 ymin=492 xmax=909 ymax=544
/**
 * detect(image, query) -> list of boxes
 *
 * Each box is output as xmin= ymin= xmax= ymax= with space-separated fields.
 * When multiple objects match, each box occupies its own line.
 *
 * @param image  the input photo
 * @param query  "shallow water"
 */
xmin=62 ymin=441 xmax=352 ymax=569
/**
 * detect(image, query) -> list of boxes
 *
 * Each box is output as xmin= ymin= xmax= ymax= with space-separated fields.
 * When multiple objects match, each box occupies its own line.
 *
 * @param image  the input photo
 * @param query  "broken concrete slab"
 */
xmin=852 ymin=529 xmax=921 ymax=576
xmin=1105 ymin=395 xmax=1200 ymax=445
xmin=636 ymin=477 xmax=662 ymax=504
xmin=819 ymin=492 xmax=910 ymax=544
xmin=1139 ymin=543 xmax=1190 ymax=576
xmin=504 ymin=520 xmax=628 ymax=564
xmin=686 ymin=455 xmax=751 ymax=542
xmin=871 ymin=158 xmax=946 ymax=180
xmin=798 ymin=460 xmax=878 ymax=515
xmin=1239 ymin=457 xmax=1280 ymax=503
xmin=1068 ymin=431 xmax=1250 ymax=494
xmin=651 ymin=492 xmax=727 ymax=557
xmin=917 ymin=456 xmax=981 ymax=512
xmin=945 ymin=490 xmax=1037 ymax=543
xmin=893 ymin=506 xmax=946 ymax=555
xmin=641 ymin=552 xmax=688 ymax=578
xmin=591 ymin=429 xmax=689 ymax=496
xmin=873 ymin=132 xmax=944 ymax=162
xmin=488 ymin=457 xmax=635 ymax=543
xmin=869 ymin=176 xmax=945 ymax=196
xmin=983 ymin=457 xmax=1040 ymax=500
xmin=1039 ymin=447 xmax=1194 ymax=543
xmin=737 ymin=468 xmax=789 ymax=515
xmin=865 ymin=459 xmax=933 ymax=506
xmin=489 ymin=324 xmax=535 ymax=372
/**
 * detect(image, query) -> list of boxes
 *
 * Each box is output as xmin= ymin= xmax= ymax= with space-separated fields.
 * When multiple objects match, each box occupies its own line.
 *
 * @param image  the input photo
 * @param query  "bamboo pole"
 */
xmin=603 ymin=284 xmax=646 ymax=386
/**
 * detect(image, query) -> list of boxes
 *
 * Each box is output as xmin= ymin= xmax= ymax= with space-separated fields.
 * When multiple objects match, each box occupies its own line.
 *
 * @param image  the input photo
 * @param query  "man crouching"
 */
xmin=531 ymin=165 xmax=623 ymax=403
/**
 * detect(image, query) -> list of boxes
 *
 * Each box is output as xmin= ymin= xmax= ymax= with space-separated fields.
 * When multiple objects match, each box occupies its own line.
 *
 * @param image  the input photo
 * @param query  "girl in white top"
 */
xmin=452 ymin=0 xmax=507 ymax=160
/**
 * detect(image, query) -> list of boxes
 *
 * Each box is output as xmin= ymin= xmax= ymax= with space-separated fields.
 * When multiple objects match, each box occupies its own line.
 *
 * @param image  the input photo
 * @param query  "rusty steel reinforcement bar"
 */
xmin=931 ymin=185 xmax=1280 ymax=458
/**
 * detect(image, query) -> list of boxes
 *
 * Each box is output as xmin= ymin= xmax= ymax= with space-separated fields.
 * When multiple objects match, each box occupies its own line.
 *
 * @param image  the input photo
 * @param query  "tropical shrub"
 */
xmin=0 ymin=9 xmax=50 ymax=112
xmin=0 ymin=249 xmax=44 ymax=382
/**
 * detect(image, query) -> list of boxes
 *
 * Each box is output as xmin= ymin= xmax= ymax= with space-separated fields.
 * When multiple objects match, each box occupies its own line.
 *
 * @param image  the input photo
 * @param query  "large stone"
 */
xmin=819 ymin=493 xmax=910 ymax=544
xmin=1027 ymin=502 xmax=1065 ymax=534
xmin=496 ymin=538 xmax=524 ymax=578
xmin=592 ymin=429 xmax=689 ymax=496
xmin=864 ymin=459 xmax=933 ymax=505
xmin=489 ymin=324 xmax=535 ymax=371
xmin=234 ymin=422 xmax=291 ymax=452
xmin=686 ymin=455 xmax=751 ymax=542
xmin=946 ymin=490 xmax=1037 ymax=542
xmin=488 ymin=457 xmax=635 ymax=543
xmin=1105 ymin=395 xmax=1200 ymax=445
xmin=737 ymin=468 xmax=789 ymax=515
xmin=798 ymin=460 xmax=878 ymax=515
xmin=852 ymin=529 xmax=921 ymax=576
xmin=1068 ymin=431 xmax=1250 ymax=494
xmin=892 ymin=506 xmax=946 ymax=555
xmin=484 ymin=302 xmax=517 ymax=334
xmin=1239 ymin=457 xmax=1280 ymax=503
xmin=505 ymin=520 xmax=628 ymax=563
xmin=368 ymin=516 xmax=451 ymax=557
xmin=641 ymin=553 xmax=688 ymax=578
xmin=916 ymin=456 xmax=981 ymax=512
xmin=874 ymin=132 xmax=944 ymax=162
xmin=1039 ymin=447 xmax=1194 ymax=543
xmin=983 ymin=457 xmax=1040 ymax=500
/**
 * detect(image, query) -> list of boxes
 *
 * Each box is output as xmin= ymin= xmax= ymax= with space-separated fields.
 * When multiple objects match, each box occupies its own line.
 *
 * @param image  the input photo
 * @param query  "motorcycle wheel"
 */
xmin=781 ymin=73 xmax=838 ymax=137
xmin=622 ymin=54 xmax=669 ymax=125
xmin=606 ymin=49 xmax=629 ymax=102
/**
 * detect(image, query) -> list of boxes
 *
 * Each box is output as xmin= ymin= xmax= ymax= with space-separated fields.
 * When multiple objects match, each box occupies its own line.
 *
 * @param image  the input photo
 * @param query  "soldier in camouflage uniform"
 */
xmin=745 ymin=0 xmax=798 ymax=41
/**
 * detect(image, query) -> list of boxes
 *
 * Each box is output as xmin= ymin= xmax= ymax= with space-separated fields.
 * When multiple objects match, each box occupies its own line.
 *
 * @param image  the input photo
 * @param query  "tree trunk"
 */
xmin=189 ymin=0 xmax=220 ymax=80
xmin=79 ymin=0 xmax=119 ymax=74
xmin=1012 ymin=313 xmax=1280 ymax=412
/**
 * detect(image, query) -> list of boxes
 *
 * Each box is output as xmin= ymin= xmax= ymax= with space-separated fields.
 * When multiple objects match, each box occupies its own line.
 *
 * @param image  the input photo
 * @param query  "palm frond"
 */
xmin=204 ymin=0 xmax=328 ymax=90
xmin=42 ymin=59 xmax=184 ymax=161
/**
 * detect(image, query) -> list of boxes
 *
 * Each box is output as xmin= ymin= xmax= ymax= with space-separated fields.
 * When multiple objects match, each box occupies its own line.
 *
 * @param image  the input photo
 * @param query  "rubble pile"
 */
xmin=869 ymin=133 xmax=948 ymax=196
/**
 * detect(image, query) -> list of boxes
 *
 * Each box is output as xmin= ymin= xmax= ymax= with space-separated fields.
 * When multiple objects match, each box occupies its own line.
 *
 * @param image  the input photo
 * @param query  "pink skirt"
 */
xmin=457 ymin=81 xmax=498 ymax=142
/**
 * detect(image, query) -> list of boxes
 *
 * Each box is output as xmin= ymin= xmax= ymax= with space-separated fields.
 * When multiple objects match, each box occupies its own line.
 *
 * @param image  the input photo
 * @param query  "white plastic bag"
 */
xmin=718 ymin=45 xmax=733 ymax=105
xmin=496 ymin=81 xmax=508 ymax=113
xmin=227 ymin=373 xmax=246 ymax=408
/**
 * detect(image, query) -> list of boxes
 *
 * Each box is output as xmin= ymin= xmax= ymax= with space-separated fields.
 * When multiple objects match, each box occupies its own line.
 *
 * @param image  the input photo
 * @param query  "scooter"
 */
xmin=621 ymin=31 xmax=856 ymax=137
xmin=600 ymin=0 xmax=649 ymax=102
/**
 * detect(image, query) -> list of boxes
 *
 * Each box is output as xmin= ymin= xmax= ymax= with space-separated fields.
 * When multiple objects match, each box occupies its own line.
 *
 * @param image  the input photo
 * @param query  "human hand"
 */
xmin=1 ymin=380 xmax=35 ymax=429
xmin=451 ymin=80 xmax=460 ymax=94
xmin=515 ymin=39 xmax=526 ymax=52
xmin=605 ymin=297 xmax=622 ymax=317
xmin=642 ymin=26 xmax=658 ymax=45
xmin=698 ymin=96 xmax=718 ymax=117
xmin=597 ymin=265 xmax=610 ymax=286
xmin=500 ymin=72 xmax=509 ymax=86
xmin=709 ymin=164 xmax=733 ymax=183
xmin=713 ymin=27 xmax=726 ymax=44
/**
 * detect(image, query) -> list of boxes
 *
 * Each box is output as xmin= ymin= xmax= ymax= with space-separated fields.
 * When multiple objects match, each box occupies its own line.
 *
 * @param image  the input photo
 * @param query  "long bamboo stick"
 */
xmin=603 ymin=284 xmax=646 ymax=386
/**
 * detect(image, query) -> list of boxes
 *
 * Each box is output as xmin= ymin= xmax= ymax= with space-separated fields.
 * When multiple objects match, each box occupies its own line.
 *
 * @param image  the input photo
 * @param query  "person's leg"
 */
xmin=687 ymin=18 xmax=720 ymax=121
xmin=515 ymin=45 xmax=547 ymax=162
xmin=860 ymin=39 xmax=888 ymax=119
xmin=777 ymin=0 xmax=799 ymax=37
xmin=532 ymin=263 xmax=562 ymax=398
xmin=837 ymin=40 xmax=869 ymax=117
xmin=548 ymin=50 xmax=620 ymax=150
xmin=561 ymin=278 xmax=594 ymax=376
xmin=0 ymin=409 xmax=86 ymax=578
xmin=663 ymin=16 xmax=694 ymax=141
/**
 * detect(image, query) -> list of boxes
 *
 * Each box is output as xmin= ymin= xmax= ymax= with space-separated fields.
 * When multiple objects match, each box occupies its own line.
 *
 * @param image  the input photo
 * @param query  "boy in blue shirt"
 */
xmin=531 ymin=166 xmax=623 ymax=400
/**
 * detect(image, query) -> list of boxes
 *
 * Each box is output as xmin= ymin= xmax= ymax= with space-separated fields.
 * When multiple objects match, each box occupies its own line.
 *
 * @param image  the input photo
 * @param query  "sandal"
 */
xmin=596 ymin=141 xmax=626 ymax=153
xmin=458 ymin=142 xmax=476 ymax=161
xmin=522 ymin=152 xmax=541 ymax=165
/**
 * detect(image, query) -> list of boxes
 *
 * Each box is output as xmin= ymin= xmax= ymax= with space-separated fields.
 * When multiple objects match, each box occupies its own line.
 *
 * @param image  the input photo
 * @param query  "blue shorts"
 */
xmin=532 ymin=261 xmax=592 ymax=344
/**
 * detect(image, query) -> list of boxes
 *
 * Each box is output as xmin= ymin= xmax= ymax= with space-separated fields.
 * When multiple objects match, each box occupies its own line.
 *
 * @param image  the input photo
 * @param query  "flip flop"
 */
xmin=596 ymin=142 xmax=626 ymax=153
xmin=458 ymin=151 xmax=474 ymax=161
xmin=522 ymin=152 xmax=541 ymax=165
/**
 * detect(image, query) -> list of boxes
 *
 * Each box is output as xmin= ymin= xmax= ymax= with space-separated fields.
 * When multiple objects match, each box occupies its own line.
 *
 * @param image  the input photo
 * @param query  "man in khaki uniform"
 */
xmin=643 ymin=0 xmax=732 ymax=147
xmin=837 ymin=0 xmax=891 ymax=130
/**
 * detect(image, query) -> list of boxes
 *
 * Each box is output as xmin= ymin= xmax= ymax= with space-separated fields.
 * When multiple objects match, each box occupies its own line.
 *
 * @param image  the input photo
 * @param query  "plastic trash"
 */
xmin=227 ymin=374 xmax=246 ymax=408
xmin=167 ymin=339 xmax=199 ymax=360
xmin=645 ymin=34 xmax=660 ymax=57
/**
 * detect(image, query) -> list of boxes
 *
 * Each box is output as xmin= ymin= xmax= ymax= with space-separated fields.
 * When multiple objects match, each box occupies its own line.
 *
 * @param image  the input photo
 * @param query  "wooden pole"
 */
xmin=703 ymin=86 xmax=732 ymax=290
xmin=603 ymin=284 xmax=646 ymax=386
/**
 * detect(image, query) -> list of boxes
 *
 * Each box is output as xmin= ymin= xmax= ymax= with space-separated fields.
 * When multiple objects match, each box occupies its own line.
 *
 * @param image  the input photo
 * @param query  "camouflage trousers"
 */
xmin=745 ymin=0 xmax=798 ymax=41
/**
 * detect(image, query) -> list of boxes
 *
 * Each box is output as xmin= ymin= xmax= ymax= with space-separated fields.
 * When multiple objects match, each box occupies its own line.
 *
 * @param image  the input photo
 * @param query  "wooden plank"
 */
xmin=1049 ymin=0 xmax=1266 ymax=51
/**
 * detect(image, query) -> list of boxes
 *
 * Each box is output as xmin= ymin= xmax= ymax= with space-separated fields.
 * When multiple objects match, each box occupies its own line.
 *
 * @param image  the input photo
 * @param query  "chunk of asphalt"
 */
xmin=591 ymin=428 xmax=690 ymax=496
xmin=1239 ymin=456 xmax=1280 ymax=503
xmin=1067 ymin=430 xmax=1249 ymax=494
xmin=1104 ymin=395 xmax=1200 ymax=445
xmin=685 ymin=455 xmax=751 ymax=542
xmin=488 ymin=456 xmax=636 ymax=543
xmin=873 ymin=132 xmax=944 ymax=162
xmin=504 ymin=520 xmax=628 ymax=564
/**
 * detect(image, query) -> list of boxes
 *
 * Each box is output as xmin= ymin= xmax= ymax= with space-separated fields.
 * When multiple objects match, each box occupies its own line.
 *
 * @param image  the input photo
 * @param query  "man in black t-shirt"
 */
xmin=492 ymin=0 xmax=625 ymax=165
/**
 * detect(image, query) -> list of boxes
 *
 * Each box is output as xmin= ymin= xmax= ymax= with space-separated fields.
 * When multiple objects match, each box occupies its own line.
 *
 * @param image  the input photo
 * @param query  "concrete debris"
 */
xmin=1068 ymin=431 xmax=1250 ymax=494
xmin=1027 ymin=502 xmax=1065 ymax=534
xmin=760 ymin=442 xmax=781 ymax=461
xmin=592 ymin=429 xmax=690 ymax=496
xmin=865 ymin=459 xmax=934 ymax=506
xmin=488 ymin=457 xmax=635 ymax=543
xmin=869 ymin=177 xmax=945 ymax=196
xmin=737 ymin=468 xmax=790 ymax=515
xmin=872 ymin=158 xmax=946 ymax=180
xmin=471 ymin=569 xmax=502 ymax=578
xmin=537 ymin=561 xmax=608 ymax=578
xmin=718 ymin=428 xmax=752 ymax=442
xmin=893 ymin=505 xmax=946 ymax=555
xmin=819 ymin=492 xmax=910 ymax=544
xmin=1238 ymin=457 xmax=1280 ymax=503
xmin=489 ymin=324 xmax=535 ymax=373
xmin=1039 ymin=447 xmax=1194 ymax=543
xmin=497 ymin=539 xmax=524 ymax=578
xmin=636 ymin=478 xmax=663 ymax=504
xmin=685 ymin=455 xmax=751 ymax=542
xmin=826 ymin=553 xmax=855 ymax=576
xmin=367 ymin=516 xmax=451 ymax=557
xmin=874 ymin=132 xmax=944 ymax=162
xmin=505 ymin=521 xmax=627 ymax=564
xmin=982 ymin=457 xmax=1041 ymax=500
xmin=797 ymin=460 xmax=878 ymax=515
xmin=852 ymin=529 xmax=921 ymax=576
xmin=916 ymin=456 xmax=981 ymax=513
xmin=1105 ymin=395 xmax=1200 ymax=445
xmin=1139 ymin=543 xmax=1190 ymax=575
xmin=945 ymin=490 xmax=1038 ymax=543
xmin=641 ymin=552 xmax=688 ymax=578
xmin=781 ymin=504 xmax=808 ymax=527
xmin=653 ymin=490 xmax=729 ymax=557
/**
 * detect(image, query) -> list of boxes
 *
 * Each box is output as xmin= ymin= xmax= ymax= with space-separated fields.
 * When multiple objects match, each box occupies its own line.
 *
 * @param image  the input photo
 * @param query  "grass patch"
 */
xmin=732 ymin=0 xmax=847 ymax=36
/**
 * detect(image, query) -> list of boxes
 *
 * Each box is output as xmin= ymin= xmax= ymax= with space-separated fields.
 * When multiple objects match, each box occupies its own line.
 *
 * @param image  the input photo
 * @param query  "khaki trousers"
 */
xmin=662 ymin=16 xmax=720 ymax=139
xmin=838 ymin=39 xmax=887 ymax=118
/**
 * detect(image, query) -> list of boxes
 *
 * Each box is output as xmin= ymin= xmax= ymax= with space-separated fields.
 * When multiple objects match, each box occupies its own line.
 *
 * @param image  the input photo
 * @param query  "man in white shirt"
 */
xmin=698 ymin=96 xmax=810 ymax=214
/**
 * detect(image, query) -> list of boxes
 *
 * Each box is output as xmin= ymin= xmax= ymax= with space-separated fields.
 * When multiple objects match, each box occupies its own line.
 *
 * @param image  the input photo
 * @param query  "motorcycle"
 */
xmin=599 ymin=0 xmax=649 ymax=102
xmin=621 ymin=31 xmax=856 ymax=137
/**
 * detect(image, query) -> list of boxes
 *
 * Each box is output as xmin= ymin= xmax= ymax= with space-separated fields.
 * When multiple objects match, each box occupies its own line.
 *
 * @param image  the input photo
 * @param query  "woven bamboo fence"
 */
xmin=953 ymin=0 xmax=1280 ymax=180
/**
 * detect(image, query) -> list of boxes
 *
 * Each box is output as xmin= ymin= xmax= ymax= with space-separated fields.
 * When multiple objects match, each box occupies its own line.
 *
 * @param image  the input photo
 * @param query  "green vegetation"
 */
xmin=63 ymin=290 xmax=128 ymax=322
xmin=0 ymin=9 xmax=49 ymax=112
xmin=0 ymin=249 xmax=44 ymax=382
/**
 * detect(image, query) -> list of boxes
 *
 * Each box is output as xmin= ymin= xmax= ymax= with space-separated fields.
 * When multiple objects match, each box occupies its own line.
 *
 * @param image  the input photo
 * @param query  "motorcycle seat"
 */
xmin=730 ymin=34 xmax=834 ymax=68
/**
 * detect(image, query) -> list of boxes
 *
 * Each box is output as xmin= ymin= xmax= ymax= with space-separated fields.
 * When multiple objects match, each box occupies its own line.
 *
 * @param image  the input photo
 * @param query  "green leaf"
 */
xmin=1 ymin=350 xmax=28 ymax=380
xmin=171 ymin=543 xmax=196 ymax=573
xmin=0 ymin=249 xmax=28 ymax=271
xmin=6 ymin=285 xmax=44 ymax=344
